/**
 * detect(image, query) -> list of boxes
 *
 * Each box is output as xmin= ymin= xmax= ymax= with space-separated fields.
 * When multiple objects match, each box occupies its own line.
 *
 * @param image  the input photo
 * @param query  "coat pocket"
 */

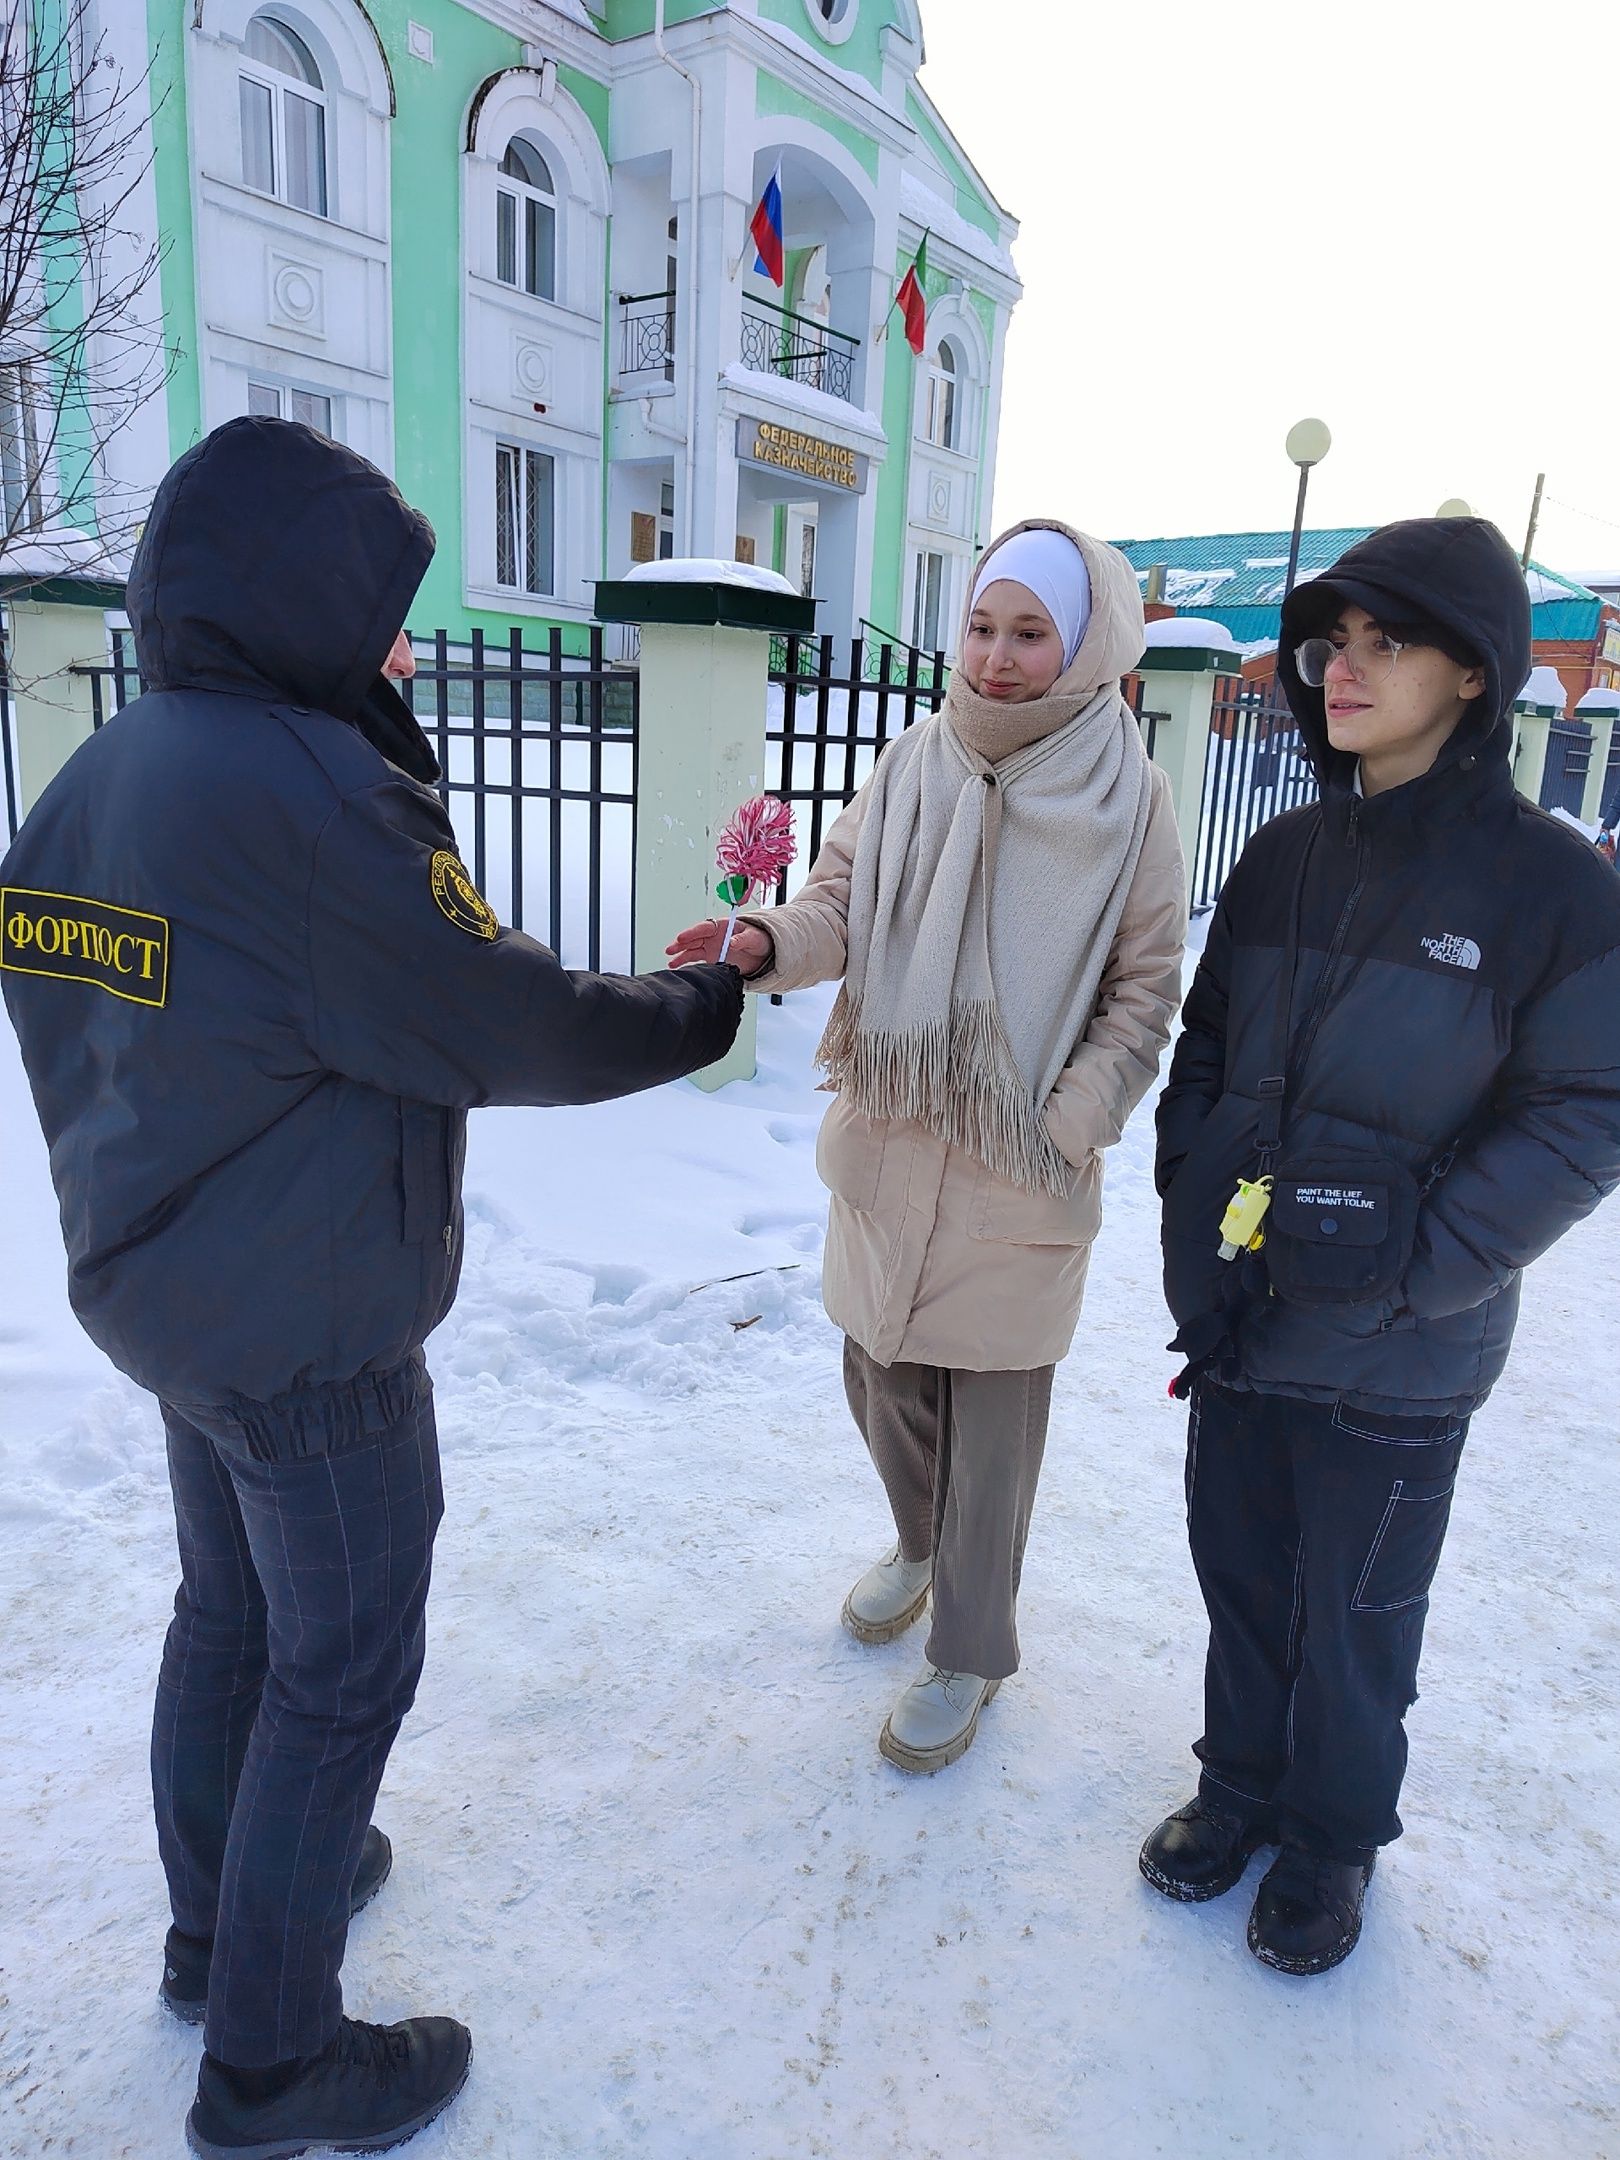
xmin=1263 ymin=1148 xmax=1419 ymax=1308
xmin=398 ymin=1099 xmax=452 ymax=1244
xmin=814 ymin=1097 xmax=887 ymax=1214
xmin=969 ymin=1153 xmax=1102 ymax=1247
xmin=1351 ymin=1473 xmax=1458 ymax=1613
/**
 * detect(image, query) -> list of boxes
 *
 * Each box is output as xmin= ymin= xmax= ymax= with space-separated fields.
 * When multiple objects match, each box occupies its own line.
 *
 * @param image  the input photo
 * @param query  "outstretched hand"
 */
xmin=666 ymin=917 xmax=772 ymax=975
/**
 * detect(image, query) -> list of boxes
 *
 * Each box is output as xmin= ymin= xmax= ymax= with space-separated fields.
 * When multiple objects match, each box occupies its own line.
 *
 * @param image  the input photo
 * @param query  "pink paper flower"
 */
xmin=716 ymin=795 xmax=797 ymax=903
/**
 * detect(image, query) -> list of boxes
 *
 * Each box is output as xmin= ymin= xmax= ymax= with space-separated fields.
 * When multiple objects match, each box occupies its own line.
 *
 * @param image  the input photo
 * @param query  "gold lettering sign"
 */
xmin=1 ymin=886 xmax=170 ymax=1007
xmin=739 ymin=420 xmax=864 ymax=492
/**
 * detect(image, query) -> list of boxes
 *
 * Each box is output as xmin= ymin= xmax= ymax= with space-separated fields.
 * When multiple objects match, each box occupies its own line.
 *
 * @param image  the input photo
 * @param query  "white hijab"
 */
xmin=970 ymin=527 xmax=1093 ymax=671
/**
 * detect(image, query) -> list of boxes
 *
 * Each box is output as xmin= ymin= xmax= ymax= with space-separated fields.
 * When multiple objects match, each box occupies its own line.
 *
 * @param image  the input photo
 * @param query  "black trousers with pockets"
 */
xmin=151 ymin=1357 xmax=443 ymax=2067
xmin=1185 ymin=1380 xmax=1467 ymax=1861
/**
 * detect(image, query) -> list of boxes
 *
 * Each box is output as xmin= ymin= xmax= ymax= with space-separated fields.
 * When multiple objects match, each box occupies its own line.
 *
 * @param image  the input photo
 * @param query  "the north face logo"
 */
xmin=1421 ymin=933 xmax=1481 ymax=971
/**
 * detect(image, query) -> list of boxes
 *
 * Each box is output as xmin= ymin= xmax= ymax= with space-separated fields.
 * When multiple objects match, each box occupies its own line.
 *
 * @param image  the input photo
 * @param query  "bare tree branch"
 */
xmin=0 ymin=0 xmax=177 ymax=593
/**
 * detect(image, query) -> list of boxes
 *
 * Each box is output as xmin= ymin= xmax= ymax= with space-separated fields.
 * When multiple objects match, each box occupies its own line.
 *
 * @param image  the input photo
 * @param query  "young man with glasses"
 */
xmin=1141 ymin=517 xmax=1620 ymax=1974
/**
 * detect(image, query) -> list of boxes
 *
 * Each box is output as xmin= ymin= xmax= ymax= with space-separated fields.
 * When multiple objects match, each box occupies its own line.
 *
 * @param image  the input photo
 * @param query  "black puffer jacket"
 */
xmin=1158 ymin=517 xmax=1620 ymax=1415
xmin=1 ymin=418 xmax=742 ymax=1413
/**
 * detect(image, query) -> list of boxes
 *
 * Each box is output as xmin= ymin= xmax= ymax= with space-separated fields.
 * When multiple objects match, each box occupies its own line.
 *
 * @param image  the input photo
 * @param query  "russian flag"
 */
xmin=750 ymin=161 xmax=785 ymax=287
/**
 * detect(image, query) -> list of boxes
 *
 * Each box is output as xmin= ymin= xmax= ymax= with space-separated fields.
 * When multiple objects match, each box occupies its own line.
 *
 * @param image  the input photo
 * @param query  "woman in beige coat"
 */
xmin=669 ymin=521 xmax=1187 ymax=1772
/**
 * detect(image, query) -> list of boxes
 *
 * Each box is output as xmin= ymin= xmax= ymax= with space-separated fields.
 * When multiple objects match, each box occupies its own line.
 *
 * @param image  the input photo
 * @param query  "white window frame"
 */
xmin=0 ymin=359 xmax=45 ymax=533
xmin=246 ymin=377 xmax=338 ymax=437
xmin=911 ymin=548 xmax=948 ymax=654
xmin=922 ymin=341 xmax=960 ymax=451
xmin=803 ymin=0 xmax=859 ymax=43
xmin=494 ymin=441 xmax=557 ymax=598
xmin=495 ymin=136 xmax=560 ymax=305
xmin=238 ymin=13 xmax=330 ymax=219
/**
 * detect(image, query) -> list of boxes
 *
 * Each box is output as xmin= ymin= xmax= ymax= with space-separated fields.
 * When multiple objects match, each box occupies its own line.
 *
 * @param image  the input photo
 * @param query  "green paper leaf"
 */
xmin=716 ymin=874 xmax=749 ymax=905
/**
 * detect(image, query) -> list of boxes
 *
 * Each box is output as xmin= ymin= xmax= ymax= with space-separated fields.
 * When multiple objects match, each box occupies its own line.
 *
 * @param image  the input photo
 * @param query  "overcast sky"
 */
xmin=915 ymin=0 xmax=1620 ymax=580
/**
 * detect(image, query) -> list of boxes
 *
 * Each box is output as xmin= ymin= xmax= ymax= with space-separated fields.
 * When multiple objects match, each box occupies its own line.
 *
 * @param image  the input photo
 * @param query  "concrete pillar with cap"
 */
xmin=594 ymin=563 xmax=816 ymax=1090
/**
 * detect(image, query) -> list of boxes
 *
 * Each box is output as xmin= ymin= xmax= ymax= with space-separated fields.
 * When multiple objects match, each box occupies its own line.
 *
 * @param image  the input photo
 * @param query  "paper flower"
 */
xmin=713 ymin=795 xmax=796 ymax=962
xmin=715 ymin=795 xmax=797 ymax=908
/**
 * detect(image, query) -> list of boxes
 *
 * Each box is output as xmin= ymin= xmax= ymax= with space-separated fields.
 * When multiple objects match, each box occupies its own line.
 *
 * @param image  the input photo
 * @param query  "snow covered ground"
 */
xmin=2 ymin=944 xmax=1618 ymax=2159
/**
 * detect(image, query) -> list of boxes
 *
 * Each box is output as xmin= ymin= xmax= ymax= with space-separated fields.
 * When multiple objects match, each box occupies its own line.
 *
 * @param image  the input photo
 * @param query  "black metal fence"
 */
xmin=764 ymin=633 xmax=948 ymax=903
xmin=1192 ymin=674 xmax=1317 ymax=908
xmin=73 ymin=628 xmax=143 ymax=731
xmin=401 ymin=627 xmax=637 ymax=972
xmin=5 ymin=626 xmax=637 ymax=969
xmin=1538 ymin=715 xmax=1592 ymax=820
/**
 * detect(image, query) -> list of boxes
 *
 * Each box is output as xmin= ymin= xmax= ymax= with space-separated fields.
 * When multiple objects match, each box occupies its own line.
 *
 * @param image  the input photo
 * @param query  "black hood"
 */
xmin=127 ymin=416 xmax=439 ymax=782
xmin=1277 ymin=517 xmax=1533 ymax=792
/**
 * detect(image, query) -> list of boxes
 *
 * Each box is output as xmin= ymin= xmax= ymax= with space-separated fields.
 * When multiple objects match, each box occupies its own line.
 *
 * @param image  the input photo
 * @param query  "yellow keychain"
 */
xmin=1218 ymin=1176 xmax=1274 ymax=1262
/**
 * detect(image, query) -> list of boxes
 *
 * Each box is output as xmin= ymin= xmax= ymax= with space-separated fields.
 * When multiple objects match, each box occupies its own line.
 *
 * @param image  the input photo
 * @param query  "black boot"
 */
xmin=161 ymin=1825 xmax=394 ymax=2026
xmin=185 ymin=2014 xmax=472 ymax=2158
xmin=1247 ymin=1846 xmax=1376 ymax=1975
xmin=1139 ymin=1796 xmax=1274 ymax=1903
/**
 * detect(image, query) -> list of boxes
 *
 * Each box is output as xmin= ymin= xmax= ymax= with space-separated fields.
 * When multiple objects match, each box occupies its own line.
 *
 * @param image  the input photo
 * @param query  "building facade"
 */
xmin=56 ymin=0 xmax=1020 ymax=658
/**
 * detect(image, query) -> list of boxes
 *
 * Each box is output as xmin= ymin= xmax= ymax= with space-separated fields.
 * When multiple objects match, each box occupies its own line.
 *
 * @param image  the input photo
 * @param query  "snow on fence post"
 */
xmin=1576 ymin=688 xmax=1620 ymax=827
xmin=1136 ymin=619 xmax=1237 ymax=877
xmin=5 ymin=596 xmax=111 ymax=818
xmin=1512 ymin=667 xmax=1567 ymax=807
xmin=595 ymin=561 xmax=817 ymax=1090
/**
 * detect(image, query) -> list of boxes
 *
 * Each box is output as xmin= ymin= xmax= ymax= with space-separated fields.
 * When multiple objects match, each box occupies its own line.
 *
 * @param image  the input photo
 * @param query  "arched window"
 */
xmin=496 ymin=136 xmax=558 ymax=302
xmin=923 ymin=341 xmax=959 ymax=451
xmin=239 ymin=13 xmax=328 ymax=216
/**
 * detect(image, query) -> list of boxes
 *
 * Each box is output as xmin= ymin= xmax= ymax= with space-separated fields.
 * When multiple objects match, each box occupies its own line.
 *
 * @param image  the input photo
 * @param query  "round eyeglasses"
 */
xmin=1294 ymin=631 xmax=1409 ymax=687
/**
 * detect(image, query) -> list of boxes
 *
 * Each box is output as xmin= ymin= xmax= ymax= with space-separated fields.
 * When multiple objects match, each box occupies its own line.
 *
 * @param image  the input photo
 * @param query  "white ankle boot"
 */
xmin=879 ymin=1664 xmax=1001 ymax=1774
xmin=841 ymin=1545 xmax=933 ymax=1644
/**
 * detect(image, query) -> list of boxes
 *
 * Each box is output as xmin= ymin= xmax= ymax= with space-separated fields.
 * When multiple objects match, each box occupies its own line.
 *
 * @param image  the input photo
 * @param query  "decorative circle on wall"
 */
xmin=274 ymin=266 xmax=317 ymax=323
xmin=514 ymin=340 xmax=551 ymax=396
xmin=802 ymin=0 xmax=858 ymax=45
xmin=929 ymin=475 xmax=952 ymax=522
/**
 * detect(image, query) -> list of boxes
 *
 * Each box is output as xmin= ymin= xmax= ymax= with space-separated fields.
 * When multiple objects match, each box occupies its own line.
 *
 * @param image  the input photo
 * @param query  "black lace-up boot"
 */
xmin=1247 ymin=1846 xmax=1376 ymax=1975
xmin=1139 ymin=1796 xmax=1275 ymax=1902
xmin=185 ymin=2012 xmax=471 ymax=2158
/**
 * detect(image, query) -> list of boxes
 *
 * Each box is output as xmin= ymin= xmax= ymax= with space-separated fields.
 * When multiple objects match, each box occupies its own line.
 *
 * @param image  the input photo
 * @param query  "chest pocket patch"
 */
xmin=1 ymin=886 xmax=169 ymax=1007
xmin=1263 ymin=1149 xmax=1420 ymax=1306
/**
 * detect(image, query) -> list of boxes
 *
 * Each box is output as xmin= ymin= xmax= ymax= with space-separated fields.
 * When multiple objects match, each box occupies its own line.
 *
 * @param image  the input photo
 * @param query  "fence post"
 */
xmin=595 ymin=570 xmax=817 ymax=1091
xmin=1576 ymin=689 xmax=1620 ymax=826
xmin=1512 ymin=700 xmax=1557 ymax=807
xmin=5 ymin=597 xmax=109 ymax=817
xmin=1136 ymin=638 xmax=1231 ymax=874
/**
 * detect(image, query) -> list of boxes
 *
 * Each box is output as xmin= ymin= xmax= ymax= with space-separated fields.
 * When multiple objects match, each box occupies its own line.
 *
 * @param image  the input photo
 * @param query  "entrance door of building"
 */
xmin=786 ymin=505 xmax=818 ymax=598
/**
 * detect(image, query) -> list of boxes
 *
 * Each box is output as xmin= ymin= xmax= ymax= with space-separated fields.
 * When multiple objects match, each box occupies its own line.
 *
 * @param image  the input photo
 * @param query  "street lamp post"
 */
xmin=1282 ymin=418 xmax=1332 ymax=599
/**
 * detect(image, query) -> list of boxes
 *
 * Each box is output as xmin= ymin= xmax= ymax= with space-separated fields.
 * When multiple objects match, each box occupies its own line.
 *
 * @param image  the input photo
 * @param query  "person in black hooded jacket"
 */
xmin=1137 ymin=517 xmax=1620 ymax=1977
xmin=0 ymin=418 xmax=742 ymax=2157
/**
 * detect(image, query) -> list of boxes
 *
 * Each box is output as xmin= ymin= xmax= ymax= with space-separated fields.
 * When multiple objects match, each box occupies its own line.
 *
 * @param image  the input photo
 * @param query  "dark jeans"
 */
xmin=1186 ymin=1381 xmax=1468 ymax=1861
xmin=152 ymin=1360 xmax=443 ymax=2067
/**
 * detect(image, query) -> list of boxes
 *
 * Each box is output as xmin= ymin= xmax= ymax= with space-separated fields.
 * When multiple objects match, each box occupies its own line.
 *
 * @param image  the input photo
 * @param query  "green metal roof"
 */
xmin=1111 ymin=527 xmax=1603 ymax=648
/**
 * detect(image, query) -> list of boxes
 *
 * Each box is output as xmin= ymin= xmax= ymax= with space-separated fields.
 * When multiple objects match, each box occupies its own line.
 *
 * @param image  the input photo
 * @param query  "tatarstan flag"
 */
xmin=894 ymin=234 xmax=929 ymax=355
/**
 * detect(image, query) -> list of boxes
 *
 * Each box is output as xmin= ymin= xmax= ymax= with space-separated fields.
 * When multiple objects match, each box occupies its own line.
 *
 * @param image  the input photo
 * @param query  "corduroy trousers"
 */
xmin=152 ymin=1357 xmax=442 ymax=2068
xmin=843 ymin=1339 xmax=1054 ymax=1681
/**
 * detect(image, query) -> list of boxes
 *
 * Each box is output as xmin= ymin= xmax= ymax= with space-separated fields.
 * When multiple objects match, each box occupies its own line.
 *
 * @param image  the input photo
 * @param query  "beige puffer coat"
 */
xmin=742 ymin=527 xmax=1188 ymax=1371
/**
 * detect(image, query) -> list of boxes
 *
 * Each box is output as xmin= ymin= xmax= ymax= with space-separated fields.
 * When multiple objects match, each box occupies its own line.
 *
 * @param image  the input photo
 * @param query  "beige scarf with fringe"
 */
xmin=816 ymin=671 xmax=1153 ymax=1195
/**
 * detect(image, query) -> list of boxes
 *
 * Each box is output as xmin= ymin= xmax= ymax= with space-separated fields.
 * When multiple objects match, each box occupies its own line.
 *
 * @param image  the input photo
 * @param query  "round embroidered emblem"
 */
xmin=430 ymin=850 xmax=498 ymax=940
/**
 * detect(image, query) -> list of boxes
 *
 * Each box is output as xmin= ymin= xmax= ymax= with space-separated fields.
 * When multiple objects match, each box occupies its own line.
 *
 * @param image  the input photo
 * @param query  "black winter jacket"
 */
xmin=1157 ymin=518 xmax=1620 ymax=1415
xmin=1 ymin=418 xmax=742 ymax=1414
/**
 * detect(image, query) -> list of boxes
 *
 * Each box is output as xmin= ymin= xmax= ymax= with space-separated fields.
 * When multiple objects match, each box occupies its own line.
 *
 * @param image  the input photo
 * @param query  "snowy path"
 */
xmin=1 ymin=981 xmax=1617 ymax=2159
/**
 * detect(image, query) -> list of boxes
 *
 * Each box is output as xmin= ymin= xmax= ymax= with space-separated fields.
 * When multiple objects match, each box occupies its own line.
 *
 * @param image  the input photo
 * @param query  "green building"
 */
xmin=10 ymin=0 xmax=1021 ymax=660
